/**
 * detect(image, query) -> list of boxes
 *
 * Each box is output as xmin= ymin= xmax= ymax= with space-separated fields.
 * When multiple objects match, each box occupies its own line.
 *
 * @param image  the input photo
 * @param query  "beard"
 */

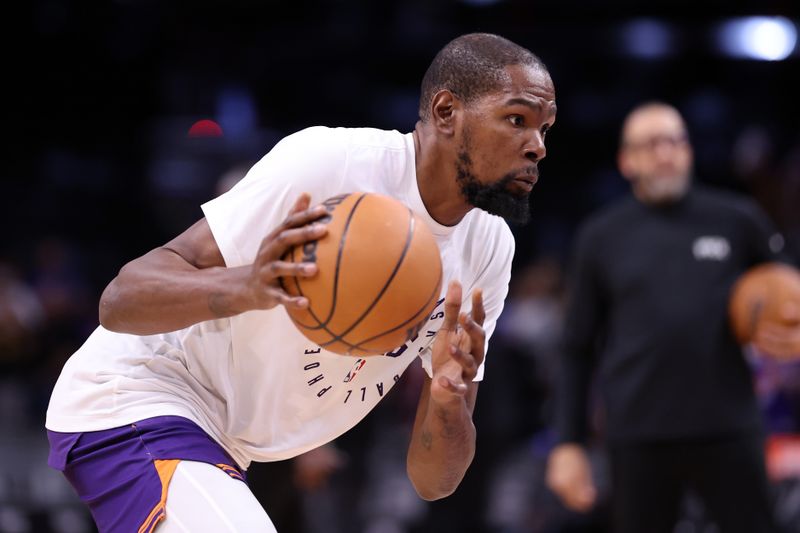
xmin=455 ymin=150 xmax=534 ymax=225
xmin=634 ymin=172 xmax=690 ymax=206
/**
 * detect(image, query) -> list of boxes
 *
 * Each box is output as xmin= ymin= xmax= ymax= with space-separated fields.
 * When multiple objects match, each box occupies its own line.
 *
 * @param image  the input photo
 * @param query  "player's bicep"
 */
xmin=162 ymin=218 xmax=227 ymax=269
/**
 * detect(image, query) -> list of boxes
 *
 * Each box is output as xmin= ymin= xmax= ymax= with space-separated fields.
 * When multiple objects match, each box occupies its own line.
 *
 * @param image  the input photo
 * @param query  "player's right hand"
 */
xmin=546 ymin=443 xmax=597 ymax=513
xmin=249 ymin=193 xmax=328 ymax=311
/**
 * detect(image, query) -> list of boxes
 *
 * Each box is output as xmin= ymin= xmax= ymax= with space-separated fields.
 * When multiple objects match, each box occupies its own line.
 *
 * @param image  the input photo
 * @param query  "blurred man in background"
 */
xmin=547 ymin=102 xmax=799 ymax=533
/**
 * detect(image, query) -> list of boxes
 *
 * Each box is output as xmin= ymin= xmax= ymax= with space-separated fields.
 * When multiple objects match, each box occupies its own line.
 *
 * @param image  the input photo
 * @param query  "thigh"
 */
xmin=59 ymin=424 xmax=166 ymax=532
xmin=53 ymin=417 xmax=253 ymax=533
xmin=159 ymin=461 xmax=277 ymax=533
xmin=609 ymin=443 xmax=684 ymax=533
xmin=688 ymin=435 xmax=776 ymax=533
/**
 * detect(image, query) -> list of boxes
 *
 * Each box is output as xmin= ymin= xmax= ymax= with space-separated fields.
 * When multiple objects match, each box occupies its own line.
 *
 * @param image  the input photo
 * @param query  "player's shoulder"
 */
xmin=344 ymin=127 xmax=409 ymax=151
xmin=260 ymin=126 xmax=408 ymax=177
xmin=466 ymin=209 xmax=514 ymax=240
xmin=282 ymin=126 xmax=407 ymax=150
xmin=460 ymin=210 xmax=516 ymax=261
xmin=263 ymin=126 xmax=349 ymax=165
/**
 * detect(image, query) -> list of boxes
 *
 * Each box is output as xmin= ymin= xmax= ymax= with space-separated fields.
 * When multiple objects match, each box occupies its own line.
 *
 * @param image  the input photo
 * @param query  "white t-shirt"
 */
xmin=46 ymin=127 xmax=515 ymax=469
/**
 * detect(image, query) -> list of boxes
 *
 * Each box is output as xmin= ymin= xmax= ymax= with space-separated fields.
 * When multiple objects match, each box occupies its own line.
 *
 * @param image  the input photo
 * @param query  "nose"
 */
xmin=652 ymin=140 xmax=678 ymax=164
xmin=524 ymin=131 xmax=546 ymax=162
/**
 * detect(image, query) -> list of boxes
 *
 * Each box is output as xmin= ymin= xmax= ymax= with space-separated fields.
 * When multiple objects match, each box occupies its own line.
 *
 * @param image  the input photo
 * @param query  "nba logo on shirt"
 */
xmin=343 ymin=358 xmax=366 ymax=383
xmin=692 ymin=236 xmax=730 ymax=261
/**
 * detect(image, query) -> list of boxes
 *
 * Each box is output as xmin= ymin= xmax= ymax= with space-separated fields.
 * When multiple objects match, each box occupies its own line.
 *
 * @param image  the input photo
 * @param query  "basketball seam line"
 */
xmin=350 ymin=264 xmax=443 ymax=349
xmin=288 ymin=193 xmax=365 ymax=351
xmin=287 ymin=196 xmax=441 ymax=356
xmin=319 ymin=206 xmax=416 ymax=348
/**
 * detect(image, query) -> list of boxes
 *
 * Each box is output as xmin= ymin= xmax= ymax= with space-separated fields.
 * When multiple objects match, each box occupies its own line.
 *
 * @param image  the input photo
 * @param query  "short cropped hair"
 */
xmin=419 ymin=33 xmax=547 ymax=121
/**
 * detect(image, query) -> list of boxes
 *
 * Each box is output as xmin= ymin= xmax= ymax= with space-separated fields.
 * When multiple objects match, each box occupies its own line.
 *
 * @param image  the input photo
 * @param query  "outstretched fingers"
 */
xmin=289 ymin=193 xmax=312 ymax=215
xmin=260 ymin=223 xmax=327 ymax=264
xmin=437 ymin=284 xmax=487 ymax=376
xmin=255 ymin=259 xmax=317 ymax=282
xmin=271 ymin=288 xmax=310 ymax=310
xmin=257 ymin=193 xmax=330 ymax=267
xmin=441 ymin=280 xmax=463 ymax=333
xmin=280 ymin=203 xmax=330 ymax=234
xmin=471 ymin=288 xmax=485 ymax=326
xmin=247 ymin=194 xmax=334 ymax=311
xmin=458 ymin=309 xmax=486 ymax=370
xmin=448 ymin=326 xmax=479 ymax=380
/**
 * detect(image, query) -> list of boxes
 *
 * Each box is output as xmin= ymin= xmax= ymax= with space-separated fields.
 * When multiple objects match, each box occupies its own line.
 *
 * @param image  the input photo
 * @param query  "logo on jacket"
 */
xmin=692 ymin=236 xmax=730 ymax=261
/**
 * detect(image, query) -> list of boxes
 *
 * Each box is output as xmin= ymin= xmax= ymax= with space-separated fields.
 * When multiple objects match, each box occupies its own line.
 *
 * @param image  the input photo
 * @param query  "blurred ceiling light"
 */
xmin=621 ymin=19 xmax=673 ymax=59
xmin=718 ymin=16 xmax=797 ymax=60
xmin=461 ymin=0 xmax=504 ymax=6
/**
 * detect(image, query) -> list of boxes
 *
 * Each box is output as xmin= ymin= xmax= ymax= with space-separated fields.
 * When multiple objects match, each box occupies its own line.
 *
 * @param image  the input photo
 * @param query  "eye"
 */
xmin=508 ymin=115 xmax=525 ymax=127
xmin=540 ymin=124 xmax=551 ymax=137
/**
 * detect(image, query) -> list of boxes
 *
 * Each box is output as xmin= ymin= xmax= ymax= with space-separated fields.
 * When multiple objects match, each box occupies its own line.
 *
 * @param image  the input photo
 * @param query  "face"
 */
xmin=618 ymin=106 xmax=693 ymax=205
xmin=455 ymin=64 xmax=556 ymax=224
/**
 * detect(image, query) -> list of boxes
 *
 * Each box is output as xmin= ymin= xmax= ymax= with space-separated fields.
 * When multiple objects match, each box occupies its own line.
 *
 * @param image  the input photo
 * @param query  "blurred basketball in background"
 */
xmin=729 ymin=262 xmax=800 ymax=347
xmin=282 ymin=192 xmax=443 ymax=357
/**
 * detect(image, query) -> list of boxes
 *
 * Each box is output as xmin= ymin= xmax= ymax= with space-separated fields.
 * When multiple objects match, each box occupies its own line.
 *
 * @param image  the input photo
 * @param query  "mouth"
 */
xmin=512 ymin=175 xmax=538 ymax=192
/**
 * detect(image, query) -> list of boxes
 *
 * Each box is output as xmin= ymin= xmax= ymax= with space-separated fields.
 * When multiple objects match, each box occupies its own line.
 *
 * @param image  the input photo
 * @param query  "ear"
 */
xmin=430 ymin=90 xmax=461 ymax=136
xmin=617 ymin=148 xmax=636 ymax=183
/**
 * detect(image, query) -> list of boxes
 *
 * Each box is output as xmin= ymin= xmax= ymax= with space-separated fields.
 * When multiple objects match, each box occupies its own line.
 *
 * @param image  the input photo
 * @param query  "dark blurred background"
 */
xmin=2 ymin=1 xmax=800 ymax=532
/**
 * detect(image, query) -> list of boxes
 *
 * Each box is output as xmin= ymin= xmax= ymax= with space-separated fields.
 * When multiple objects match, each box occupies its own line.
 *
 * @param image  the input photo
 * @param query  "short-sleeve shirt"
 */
xmin=46 ymin=127 xmax=515 ymax=468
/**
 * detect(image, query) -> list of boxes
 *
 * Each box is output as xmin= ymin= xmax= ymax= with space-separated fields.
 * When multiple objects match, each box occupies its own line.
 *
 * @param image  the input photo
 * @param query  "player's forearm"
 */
xmin=99 ymin=248 xmax=253 ymax=335
xmin=406 ymin=397 xmax=476 ymax=501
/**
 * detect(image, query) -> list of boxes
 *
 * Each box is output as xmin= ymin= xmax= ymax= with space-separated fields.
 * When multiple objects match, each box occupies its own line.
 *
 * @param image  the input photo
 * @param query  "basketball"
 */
xmin=729 ymin=262 xmax=800 ymax=346
xmin=281 ymin=192 xmax=443 ymax=357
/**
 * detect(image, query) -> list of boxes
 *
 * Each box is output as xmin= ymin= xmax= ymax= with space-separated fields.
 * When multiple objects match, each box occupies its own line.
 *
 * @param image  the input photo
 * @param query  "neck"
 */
xmin=413 ymin=123 xmax=473 ymax=226
xmin=633 ymin=186 xmax=690 ymax=208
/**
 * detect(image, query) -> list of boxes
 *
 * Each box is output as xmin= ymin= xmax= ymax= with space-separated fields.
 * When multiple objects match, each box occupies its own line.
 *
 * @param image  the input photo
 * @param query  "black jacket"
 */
xmin=557 ymin=185 xmax=785 ymax=444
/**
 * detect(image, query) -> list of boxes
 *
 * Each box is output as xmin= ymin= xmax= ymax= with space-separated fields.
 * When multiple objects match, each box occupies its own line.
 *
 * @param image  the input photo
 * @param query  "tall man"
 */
xmin=46 ymin=33 xmax=557 ymax=532
xmin=547 ymin=102 xmax=798 ymax=533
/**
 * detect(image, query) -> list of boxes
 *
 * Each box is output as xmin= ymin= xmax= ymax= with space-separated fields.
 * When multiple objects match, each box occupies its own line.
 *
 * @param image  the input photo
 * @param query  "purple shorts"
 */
xmin=47 ymin=416 xmax=246 ymax=533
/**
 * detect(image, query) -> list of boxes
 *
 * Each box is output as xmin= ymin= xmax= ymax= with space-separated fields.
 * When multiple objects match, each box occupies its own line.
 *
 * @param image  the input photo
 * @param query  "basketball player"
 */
xmin=46 ymin=33 xmax=556 ymax=532
xmin=546 ymin=102 xmax=799 ymax=533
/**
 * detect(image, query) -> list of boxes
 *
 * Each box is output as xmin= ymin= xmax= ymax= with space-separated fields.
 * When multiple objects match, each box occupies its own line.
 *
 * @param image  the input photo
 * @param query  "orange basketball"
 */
xmin=281 ymin=192 xmax=443 ymax=357
xmin=729 ymin=262 xmax=800 ymax=345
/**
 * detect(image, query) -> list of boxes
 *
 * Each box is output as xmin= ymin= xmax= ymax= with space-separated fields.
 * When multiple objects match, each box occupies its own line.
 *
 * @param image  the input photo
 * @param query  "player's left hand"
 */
xmin=429 ymin=281 xmax=485 ymax=405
